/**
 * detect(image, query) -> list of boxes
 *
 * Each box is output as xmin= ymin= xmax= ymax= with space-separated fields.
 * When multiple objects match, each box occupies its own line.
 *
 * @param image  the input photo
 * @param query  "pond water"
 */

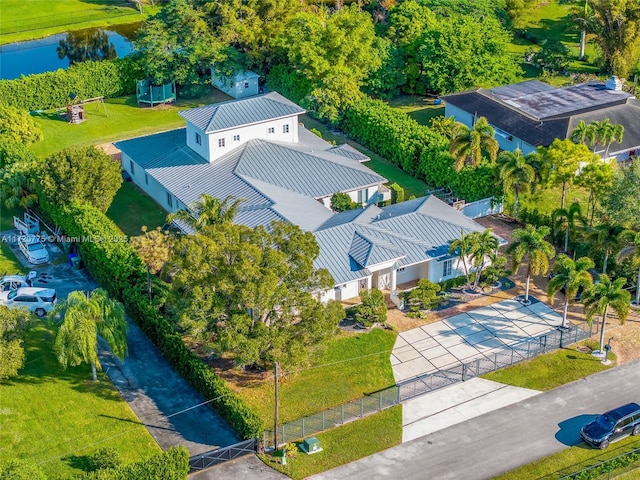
xmin=0 ymin=23 xmax=139 ymax=80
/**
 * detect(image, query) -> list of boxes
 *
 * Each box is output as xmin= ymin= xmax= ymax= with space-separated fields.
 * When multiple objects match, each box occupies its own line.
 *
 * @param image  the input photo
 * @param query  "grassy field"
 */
xmin=482 ymin=341 xmax=615 ymax=391
xmin=0 ymin=323 xmax=160 ymax=478
xmin=386 ymin=95 xmax=445 ymax=125
xmin=0 ymin=0 xmax=159 ymax=45
xmin=29 ymin=89 xmax=233 ymax=158
xmin=106 ymin=182 xmax=167 ymax=237
xmin=232 ymin=328 xmax=397 ymax=425
xmin=262 ymin=405 xmax=403 ymax=480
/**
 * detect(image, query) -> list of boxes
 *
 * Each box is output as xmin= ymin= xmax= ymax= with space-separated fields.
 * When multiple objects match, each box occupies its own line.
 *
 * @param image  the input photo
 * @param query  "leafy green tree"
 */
xmin=601 ymin=157 xmax=640 ymax=228
xmin=0 ymin=104 xmax=42 ymax=146
xmin=54 ymin=289 xmax=128 ymax=381
xmin=130 ymin=226 xmax=173 ymax=302
xmin=354 ymin=288 xmax=387 ymax=326
xmin=498 ymin=149 xmax=537 ymax=221
xmin=0 ymin=307 xmax=31 ymax=380
xmin=586 ymin=222 xmax=625 ymax=273
xmin=168 ymin=222 xmax=341 ymax=368
xmin=168 ymin=194 xmax=242 ymax=231
xmin=552 ymin=202 xmax=586 ymax=253
xmin=582 ymin=274 xmax=630 ymax=353
xmin=507 ymin=225 xmax=556 ymax=304
xmin=506 ymin=0 xmax=540 ymax=28
xmin=39 ymin=146 xmax=122 ymax=212
xmin=135 ymin=0 xmax=222 ymax=85
xmin=616 ymin=230 xmax=640 ymax=306
xmin=331 ymin=192 xmax=358 ymax=212
xmin=576 ymin=157 xmax=615 ymax=224
xmin=533 ymin=40 xmax=571 ymax=73
xmin=449 ymin=117 xmax=499 ymax=171
xmin=547 ymin=255 xmax=595 ymax=328
xmin=543 ymin=139 xmax=592 ymax=209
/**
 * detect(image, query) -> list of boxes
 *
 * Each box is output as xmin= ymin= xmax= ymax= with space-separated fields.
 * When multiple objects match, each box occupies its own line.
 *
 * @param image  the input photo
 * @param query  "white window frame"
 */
xmin=233 ymin=134 xmax=240 ymax=142
xmin=267 ymin=127 xmax=275 ymax=134
xmin=218 ymin=138 xmax=225 ymax=148
xmin=167 ymin=192 xmax=173 ymax=208
xmin=283 ymin=124 xmax=289 ymax=134
xmin=442 ymin=259 xmax=453 ymax=277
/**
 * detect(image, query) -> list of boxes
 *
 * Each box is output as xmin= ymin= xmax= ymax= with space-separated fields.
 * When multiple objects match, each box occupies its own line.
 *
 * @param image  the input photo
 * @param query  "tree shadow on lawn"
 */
xmin=556 ymin=414 xmax=597 ymax=446
xmin=30 ymin=110 xmax=68 ymax=123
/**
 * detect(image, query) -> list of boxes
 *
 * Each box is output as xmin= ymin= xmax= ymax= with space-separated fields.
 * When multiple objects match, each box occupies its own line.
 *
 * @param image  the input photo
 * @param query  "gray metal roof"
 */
xmin=489 ymin=80 xmax=555 ymax=100
xmin=569 ymin=100 xmax=640 ymax=153
xmin=328 ymin=144 xmax=370 ymax=162
xmin=179 ymin=92 xmax=305 ymax=133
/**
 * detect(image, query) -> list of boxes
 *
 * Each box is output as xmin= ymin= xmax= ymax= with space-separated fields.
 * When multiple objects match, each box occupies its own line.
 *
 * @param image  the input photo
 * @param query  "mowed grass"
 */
xmin=29 ymin=89 xmax=233 ymax=158
xmin=386 ymin=95 xmax=445 ymax=125
xmin=508 ymin=184 xmax=591 ymax=221
xmin=495 ymin=434 xmax=640 ymax=480
xmin=107 ymin=182 xmax=167 ymax=237
xmin=262 ymin=405 xmax=403 ymax=480
xmin=233 ymin=328 xmax=397 ymax=425
xmin=0 ymin=0 xmax=158 ymax=45
xmin=299 ymin=114 xmax=429 ymax=198
xmin=482 ymin=341 xmax=615 ymax=391
xmin=0 ymin=323 xmax=160 ymax=478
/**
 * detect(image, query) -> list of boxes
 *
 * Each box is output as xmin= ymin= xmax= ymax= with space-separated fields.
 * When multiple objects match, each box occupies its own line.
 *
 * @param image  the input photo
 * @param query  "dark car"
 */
xmin=580 ymin=403 xmax=640 ymax=449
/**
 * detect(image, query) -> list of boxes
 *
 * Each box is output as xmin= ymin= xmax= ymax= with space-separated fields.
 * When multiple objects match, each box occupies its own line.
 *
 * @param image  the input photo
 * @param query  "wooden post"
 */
xmin=274 ymin=362 xmax=279 ymax=451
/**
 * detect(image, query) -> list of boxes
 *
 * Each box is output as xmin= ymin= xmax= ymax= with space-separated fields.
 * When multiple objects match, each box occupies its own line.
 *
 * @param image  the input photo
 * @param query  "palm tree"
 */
xmin=54 ymin=289 xmax=128 ymax=381
xmin=591 ymin=119 xmax=613 ymax=154
xmin=547 ymin=255 xmax=595 ymax=328
xmin=498 ymin=149 xmax=536 ymax=221
xmin=552 ymin=202 xmax=586 ymax=253
xmin=586 ymin=223 xmax=625 ymax=273
xmin=604 ymin=124 xmax=624 ymax=158
xmin=582 ymin=274 xmax=630 ymax=353
xmin=449 ymin=230 xmax=475 ymax=290
xmin=570 ymin=120 xmax=592 ymax=145
xmin=616 ymin=230 xmax=640 ymax=306
xmin=449 ymin=117 xmax=499 ymax=171
xmin=507 ymin=225 xmax=556 ymax=304
xmin=469 ymin=229 xmax=500 ymax=291
xmin=0 ymin=168 xmax=38 ymax=209
xmin=168 ymin=194 xmax=243 ymax=231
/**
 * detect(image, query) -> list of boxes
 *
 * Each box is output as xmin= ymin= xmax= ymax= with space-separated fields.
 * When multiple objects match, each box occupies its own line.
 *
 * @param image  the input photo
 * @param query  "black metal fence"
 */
xmin=189 ymin=438 xmax=258 ymax=472
xmin=262 ymin=322 xmax=594 ymax=449
xmin=558 ymin=445 xmax=640 ymax=479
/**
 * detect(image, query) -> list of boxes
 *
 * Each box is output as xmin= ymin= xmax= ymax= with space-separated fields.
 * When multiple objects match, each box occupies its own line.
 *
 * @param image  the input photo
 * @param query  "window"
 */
xmin=129 ymin=160 xmax=135 ymax=175
xmin=145 ymin=173 xmax=148 ymax=185
xmin=233 ymin=134 xmax=240 ymax=142
xmin=397 ymin=267 xmax=405 ymax=272
xmin=442 ymin=259 xmax=452 ymax=277
xmin=195 ymin=132 xmax=202 ymax=145
xmin=167 ymin=192 xmax=173 ymax=208
xmin=268 ymin=127 xmax=275 ymax=134
xmin=218 ymin=138 xmax=225 ymax=148
xmin=244 ymin=82 xmax=249 ymax=89
xmin=283 ymin=124 xmax=290 ymax=133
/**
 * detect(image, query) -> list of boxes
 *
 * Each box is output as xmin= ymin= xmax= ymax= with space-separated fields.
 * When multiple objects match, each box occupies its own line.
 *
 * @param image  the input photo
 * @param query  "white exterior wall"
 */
xmin=346 ymin=186 xmax=378 ymax=205
xmin=211 ymin=71 xmax=259 ymax=99
xmin=185 ymin=123 xmax=210 ymax=162
xmin=396 ymin=263 xmax=421 ymax=284
xmin=122 ymin=153 xmax=175 ymax=214
xmin=429 ymin=256 xmax=464 ymax=283
xmin=231 ymin=78 xmax=259 ymax=99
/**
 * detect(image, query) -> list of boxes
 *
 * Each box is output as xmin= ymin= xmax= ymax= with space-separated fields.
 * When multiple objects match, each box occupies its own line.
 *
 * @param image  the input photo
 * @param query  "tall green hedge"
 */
xmin=0 ymin=57 xmax=142 ymax=111
xmin=42 ymin=201 xmax=263 ymax=439
xmin=76 ymin=446 xmax=189 ymax=480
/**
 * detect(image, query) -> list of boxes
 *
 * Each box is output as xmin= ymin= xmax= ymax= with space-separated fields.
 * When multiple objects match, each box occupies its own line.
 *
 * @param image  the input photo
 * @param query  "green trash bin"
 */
xmin=71 ymin=255 xmax=82 ymax=270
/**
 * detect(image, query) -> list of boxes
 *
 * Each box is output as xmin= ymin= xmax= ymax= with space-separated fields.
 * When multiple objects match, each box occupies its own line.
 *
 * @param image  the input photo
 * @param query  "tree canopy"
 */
xmin=601 ymin=157 xmax=640 ymax=228
xmin=0 ymin=104 xmax=42 ymax=147
xmin=0 ymin=306 xmax=30 ymax=380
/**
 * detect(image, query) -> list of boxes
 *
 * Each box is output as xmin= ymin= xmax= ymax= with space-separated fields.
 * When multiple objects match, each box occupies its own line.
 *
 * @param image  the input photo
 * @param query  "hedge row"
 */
xmin=0 ymin=57 xmax=142 ymax=111
xmin=43 ymin=201 xmax=263 ymax=439
xmin=77 ymin=446 xmax=189 ymax=480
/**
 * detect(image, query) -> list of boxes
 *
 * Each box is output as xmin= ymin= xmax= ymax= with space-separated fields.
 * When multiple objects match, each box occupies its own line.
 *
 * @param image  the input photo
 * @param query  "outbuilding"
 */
xmin=211 ymin=68 xmax=260 ymax=99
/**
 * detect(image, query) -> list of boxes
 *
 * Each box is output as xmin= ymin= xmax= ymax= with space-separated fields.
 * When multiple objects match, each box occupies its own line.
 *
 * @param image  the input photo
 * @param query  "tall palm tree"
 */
xmin=54 ymin=289 xmax=128 ymax=381
xmin=0 ymin=167 xmax=38 ymax=209
xmin=547 ymin=255 xmax=595 ymax=328
xmin=168 ymin=194 xmax=243 ymax=231
xmin=498 ymin=149 xmax=536 ymax=222
xmin=604 ymin=124 xmax=624 ymax=158
xmin=582 ymin=274 xmax=630 ymax=353
xmin=449 ymin=230 xmax=476 ymax=290
xmin=570 ymin=120 xmax=592 ymax=145
xmin=469 ymin=229 xmax=500 ymax=291
xmin=586 ymin=222 xmax=625 ymax=273
xmin=507 ymin=225 xmax=556 ymax=304
xmin=449 ymin=117 xmax=499 ymax=171
xmin=616 ymin=230 xmax=640 ymax=306
xmin=552 ymin=202 xmax=586 ymax=253
xmin=591 ymin=118 xmax=613 ymax=154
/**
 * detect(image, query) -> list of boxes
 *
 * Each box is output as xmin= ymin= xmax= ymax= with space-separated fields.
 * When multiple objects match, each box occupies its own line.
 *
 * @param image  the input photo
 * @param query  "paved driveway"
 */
xmin=392 ymin=297 xmax=563 ymax=382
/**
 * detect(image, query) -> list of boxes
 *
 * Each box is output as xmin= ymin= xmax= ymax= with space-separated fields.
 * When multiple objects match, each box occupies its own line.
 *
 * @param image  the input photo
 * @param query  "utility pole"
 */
xmin=274 ymin=362 xmax=279 ymax=451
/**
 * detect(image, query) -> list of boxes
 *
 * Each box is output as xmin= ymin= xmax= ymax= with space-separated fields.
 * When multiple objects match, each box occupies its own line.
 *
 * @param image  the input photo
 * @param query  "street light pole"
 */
xmin=274 ymin=361 xmax=279 ymax=451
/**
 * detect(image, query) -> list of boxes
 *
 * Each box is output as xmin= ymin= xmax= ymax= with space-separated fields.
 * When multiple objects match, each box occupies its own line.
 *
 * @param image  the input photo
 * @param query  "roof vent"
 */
xmin=605 ymin=76 xmax=623 ymax=91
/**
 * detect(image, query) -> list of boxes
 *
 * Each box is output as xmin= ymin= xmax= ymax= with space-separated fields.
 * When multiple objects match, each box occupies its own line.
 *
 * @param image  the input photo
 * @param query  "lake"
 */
xmin=0 ymin=23 xmax=138 ymax=80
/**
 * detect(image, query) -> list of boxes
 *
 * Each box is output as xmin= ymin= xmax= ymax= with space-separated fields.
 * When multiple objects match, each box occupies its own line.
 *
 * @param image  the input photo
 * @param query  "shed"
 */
xmin=211 ymin=68 xmax=260 ymax=99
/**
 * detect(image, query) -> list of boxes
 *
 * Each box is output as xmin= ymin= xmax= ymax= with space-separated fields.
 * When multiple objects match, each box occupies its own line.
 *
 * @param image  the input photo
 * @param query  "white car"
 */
xmin=0 ymin=287 xmax=57 ymax=317
xmin=0 ymin=271 xmax=36 ymax=292
xmin=18 ymin=235 xmax=49 ymax=265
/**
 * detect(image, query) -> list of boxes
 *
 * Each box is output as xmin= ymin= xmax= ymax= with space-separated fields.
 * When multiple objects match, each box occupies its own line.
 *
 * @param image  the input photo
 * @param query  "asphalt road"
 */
xmin=310 ymin=360 xmax=640 ymax=480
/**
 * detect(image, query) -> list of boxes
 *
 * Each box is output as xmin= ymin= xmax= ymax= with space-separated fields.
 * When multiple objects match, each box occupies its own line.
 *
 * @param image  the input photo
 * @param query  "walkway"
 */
xmin=391 ymin=296 xmax=563 ymax=382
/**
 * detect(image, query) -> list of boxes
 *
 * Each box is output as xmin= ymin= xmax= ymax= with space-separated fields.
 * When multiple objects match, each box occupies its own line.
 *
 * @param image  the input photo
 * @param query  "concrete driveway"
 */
xmin=392 ymin=296 xmax=563 ymax=382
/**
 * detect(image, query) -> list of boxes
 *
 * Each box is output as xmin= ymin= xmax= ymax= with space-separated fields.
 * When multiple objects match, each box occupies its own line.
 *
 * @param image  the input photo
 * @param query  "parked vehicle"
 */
xmin=0 ymin=287 xmax=57 ymax=317
xmin=18 ymin=235 xmax=49 ymax=264
xmin=13 ymin=212 xmax=40 ymax=236
xmin=580 ymin=403 xmax=640 ymax=449
xmin=0 ymin=271 xmax=36 ymax=291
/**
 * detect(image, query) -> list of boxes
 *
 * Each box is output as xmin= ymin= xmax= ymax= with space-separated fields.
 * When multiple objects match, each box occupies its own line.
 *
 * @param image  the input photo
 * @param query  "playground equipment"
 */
xmin=136 ymin=79 xmax=176 ymax=107
xmin=65 ymin=92 xmax=108 ymax=124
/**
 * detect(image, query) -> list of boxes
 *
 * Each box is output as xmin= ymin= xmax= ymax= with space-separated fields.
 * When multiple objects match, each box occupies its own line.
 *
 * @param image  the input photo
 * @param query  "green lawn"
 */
xmin=107 ymin=182 xmax=167 ymax=237
xmin=299 ymin=114 xmax=429 ymax=198
xmin=235 ymin=328 xmax=397 ymax=425
xmin=506 ymin=184 xmax=591 ymax=222
xmin=482 ymin=341 xmax=615 ymax=391
xmin=29 ymin=89 xmax=233 ymax=159
xmin=262 ymin=405 xmax=403 ymax=480
xmin=386 ymin=95 xmax=445 ymax=125
xmin=0 ymin=0 xmax=159 ymax=45
xmin=495 ymin=435 xmax=640 ymax=480
xmin=0 ymin=323 xmax=160 ymax=478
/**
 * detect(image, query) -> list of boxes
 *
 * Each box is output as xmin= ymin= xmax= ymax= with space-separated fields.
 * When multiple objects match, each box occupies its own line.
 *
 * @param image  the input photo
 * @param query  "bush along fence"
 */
xmin=559 ymin=445 xmax=640 ymax=480
xmin=261 ymin=322 xmax=594 ymax=449
xmin=42 ymin=201 xmax=263 ymax=440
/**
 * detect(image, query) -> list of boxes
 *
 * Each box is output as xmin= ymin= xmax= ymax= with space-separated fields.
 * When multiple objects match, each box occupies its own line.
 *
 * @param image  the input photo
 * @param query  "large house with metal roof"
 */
xmin=443 ymin=77 xmax=640 ymax=161
xmin=116 ymin=92 xmax=491 ymax=302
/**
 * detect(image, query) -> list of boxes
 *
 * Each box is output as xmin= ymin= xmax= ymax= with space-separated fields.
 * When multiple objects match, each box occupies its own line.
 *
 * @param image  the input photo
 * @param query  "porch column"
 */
xmin=390 ymin=268 xmax=397 ymax=296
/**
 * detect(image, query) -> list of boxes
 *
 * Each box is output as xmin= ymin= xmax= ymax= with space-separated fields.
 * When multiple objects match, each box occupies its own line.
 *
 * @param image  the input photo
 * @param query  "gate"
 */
xmin=189 ymin=438 xmax=258 ymax=472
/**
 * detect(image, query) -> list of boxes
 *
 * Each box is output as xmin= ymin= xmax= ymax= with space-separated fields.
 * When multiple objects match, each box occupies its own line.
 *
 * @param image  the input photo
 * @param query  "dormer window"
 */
xmin=218 ymin=138 xmax=225 ymax=148
xmin=195 ymin=133 xmax=202 ymax=145
xmin=268 ymin=127 xmax=275 ymax=134
xmin=283 ymin=124 xmax=290 ymax=133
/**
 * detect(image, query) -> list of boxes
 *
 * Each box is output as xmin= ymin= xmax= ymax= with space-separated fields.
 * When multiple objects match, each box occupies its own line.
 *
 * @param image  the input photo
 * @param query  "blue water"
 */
xmin=0 ymin=27 xmax=135 ymax=80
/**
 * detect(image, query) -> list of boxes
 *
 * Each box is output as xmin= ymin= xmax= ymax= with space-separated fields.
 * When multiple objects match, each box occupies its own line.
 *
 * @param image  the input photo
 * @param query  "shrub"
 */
xmin=403 ymin=279 xmax=441 ymax=311
xmin=389 ymin=183 xmax=405 ymax=204
xmin=331 ymin=192 xmax=358 ymax=212
xmin=0 ymin=459 xmax=46 ymax=480
xmin=87 ymin=448 xmax=121 ymax=471
xmin=354 ymin=288 xmax=387 ymax=326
